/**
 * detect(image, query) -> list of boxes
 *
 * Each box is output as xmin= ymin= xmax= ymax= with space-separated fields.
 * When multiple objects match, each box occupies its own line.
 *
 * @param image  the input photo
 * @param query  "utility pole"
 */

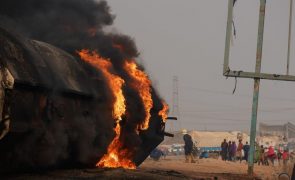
xmin=248 ymin=0 xmax=265 ymax=175
xmin=223 ymin=0 xmax=294 ymax=176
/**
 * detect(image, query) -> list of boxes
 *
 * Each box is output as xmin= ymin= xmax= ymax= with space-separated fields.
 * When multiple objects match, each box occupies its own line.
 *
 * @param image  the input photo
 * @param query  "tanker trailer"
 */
xmin=0 ymin=27 xmax=167 ymax=173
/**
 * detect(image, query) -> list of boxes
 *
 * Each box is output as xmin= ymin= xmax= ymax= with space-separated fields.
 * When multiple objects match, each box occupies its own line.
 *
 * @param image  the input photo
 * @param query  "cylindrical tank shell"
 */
xmin=0 ymin=27 xmax=165 ymax=173
xmin=0 ymin=27 xmax=115 ymax=172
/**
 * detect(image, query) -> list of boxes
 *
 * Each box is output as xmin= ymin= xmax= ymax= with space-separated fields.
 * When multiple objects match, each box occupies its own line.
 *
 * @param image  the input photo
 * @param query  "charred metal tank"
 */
xmin=0 ymin=27 xmax=167 ymax=173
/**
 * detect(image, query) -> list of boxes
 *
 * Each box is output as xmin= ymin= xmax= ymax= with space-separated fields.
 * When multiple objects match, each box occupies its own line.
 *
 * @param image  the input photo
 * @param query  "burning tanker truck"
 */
xmin=0 ymin=0 xmax=174 ymax=173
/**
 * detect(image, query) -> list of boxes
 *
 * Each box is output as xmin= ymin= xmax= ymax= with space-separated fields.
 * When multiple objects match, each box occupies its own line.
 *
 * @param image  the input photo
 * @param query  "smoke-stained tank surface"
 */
xmin=0 ymin=27 xmax=166 ymax=173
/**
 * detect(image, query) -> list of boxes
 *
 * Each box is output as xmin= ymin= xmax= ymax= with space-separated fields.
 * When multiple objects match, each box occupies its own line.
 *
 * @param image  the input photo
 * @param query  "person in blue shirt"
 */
xmin=150 ymin=148 xmax=164 ymax=161
xmin=243 ymin=141 xmax=250 ymax=162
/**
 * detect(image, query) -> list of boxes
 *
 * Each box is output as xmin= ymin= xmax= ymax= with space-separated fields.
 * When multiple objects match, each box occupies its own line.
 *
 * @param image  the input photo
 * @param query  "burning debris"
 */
xmin=0 ymin=0 xmax=170 ymax=173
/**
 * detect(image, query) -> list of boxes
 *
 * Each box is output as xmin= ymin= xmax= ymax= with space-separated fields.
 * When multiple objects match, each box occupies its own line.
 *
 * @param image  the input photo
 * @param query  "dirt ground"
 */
xmin=2 ymin=156 xmax=294 ymax=180
xmin=141 ymin=156 xmax=294 ymax=180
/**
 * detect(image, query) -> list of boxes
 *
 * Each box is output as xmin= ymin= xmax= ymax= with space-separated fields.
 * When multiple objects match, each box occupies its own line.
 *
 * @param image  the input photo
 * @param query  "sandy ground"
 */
xmin=141 ymin=156 xmax=294 ymax=180
xmin=2 ymin=156 xmax=294 ymax=180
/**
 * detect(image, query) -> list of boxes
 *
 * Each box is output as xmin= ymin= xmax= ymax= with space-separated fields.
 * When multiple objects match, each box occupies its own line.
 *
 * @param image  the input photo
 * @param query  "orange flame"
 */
xmin=78 ymin=49 xmax=125 ymax=120
xmin=159 ymin=101 xmax=169 ymax=122
xmin=78 ymin=49 xmax=135 ymax=169
xmin=96 ymin=122 xmax=136 ymax=169
xmin=124 ymin=61 xmax=153 ymax=130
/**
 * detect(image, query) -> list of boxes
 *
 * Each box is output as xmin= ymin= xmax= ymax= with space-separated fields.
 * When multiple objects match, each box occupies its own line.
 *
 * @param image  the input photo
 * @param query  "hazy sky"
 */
xmin=106 ymin=0 xmax=295 ymax=132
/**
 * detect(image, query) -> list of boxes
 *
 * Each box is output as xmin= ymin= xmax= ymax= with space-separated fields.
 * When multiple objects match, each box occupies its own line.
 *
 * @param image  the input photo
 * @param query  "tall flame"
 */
xmin=124 ymin=61 xmax=153 ymax=130
xmin=78 ymin=49 xmax=125 ymax=120
xmin=78 ymin=49 xmax=135 ymax=169
xmin=159 ymin=101 xmax=169 ymax=122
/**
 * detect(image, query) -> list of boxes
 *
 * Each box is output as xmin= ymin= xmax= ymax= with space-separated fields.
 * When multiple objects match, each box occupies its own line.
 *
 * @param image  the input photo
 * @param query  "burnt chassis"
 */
xmin=0 ymin=27 xmax=167 ymax=172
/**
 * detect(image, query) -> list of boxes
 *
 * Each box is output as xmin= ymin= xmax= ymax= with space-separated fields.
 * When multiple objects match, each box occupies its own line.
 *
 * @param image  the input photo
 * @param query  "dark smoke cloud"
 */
xmin=0 ymin=1 xmax=112 ymax=36
xmin=0 ymin=0 xmax=164 ymax=171
xmin=0 ymin=0 xmax=112 ymax=52
xmin=0 ymin=0 xmax=139 ymax=60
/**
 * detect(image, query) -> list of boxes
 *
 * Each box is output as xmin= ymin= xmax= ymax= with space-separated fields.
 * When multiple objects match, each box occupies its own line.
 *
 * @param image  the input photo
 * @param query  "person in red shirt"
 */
xmin=267 ymin=146 xmax=275 ymax=166
xmin=282 ymin=149 xmax=289 ymax=166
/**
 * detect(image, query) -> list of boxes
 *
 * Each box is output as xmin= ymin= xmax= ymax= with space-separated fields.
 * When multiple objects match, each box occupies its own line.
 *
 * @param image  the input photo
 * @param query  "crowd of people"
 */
xmin=255 ymin=144 xmax=291 ymax=167
xmin=152 ymin=129 xmax=294 ymax=171
xmin=221 ymin=139 xmax=250 ymax=162
xmin=220 ymin=139 xmax=293 ymax=166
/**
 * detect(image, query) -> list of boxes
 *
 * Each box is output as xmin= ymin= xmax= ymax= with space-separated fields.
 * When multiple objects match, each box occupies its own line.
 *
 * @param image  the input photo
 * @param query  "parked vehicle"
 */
xmin=169 ymin=144 xmax=184 ymax=155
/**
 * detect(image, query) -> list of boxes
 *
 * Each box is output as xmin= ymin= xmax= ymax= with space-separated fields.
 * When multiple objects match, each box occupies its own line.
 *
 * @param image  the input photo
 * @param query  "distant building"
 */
xmin=259 ymin=122 xmax=295 ymax=140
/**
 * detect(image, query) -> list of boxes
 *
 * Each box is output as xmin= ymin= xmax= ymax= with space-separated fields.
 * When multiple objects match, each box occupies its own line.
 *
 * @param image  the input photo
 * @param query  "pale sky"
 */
xmin=106 ymin=0 xmax=295 ymax=132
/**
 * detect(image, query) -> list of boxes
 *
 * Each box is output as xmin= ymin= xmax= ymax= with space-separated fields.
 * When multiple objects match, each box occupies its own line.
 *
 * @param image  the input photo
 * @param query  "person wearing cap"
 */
xmin=182 ymin=129 xmax=195 ymax=163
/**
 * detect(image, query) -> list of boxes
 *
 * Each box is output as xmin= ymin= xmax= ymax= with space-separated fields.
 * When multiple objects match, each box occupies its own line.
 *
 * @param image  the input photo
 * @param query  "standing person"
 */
xmin=182 ymin=129 xmax=195 ymax=163
xmin=236 ymin=140 xmax=244 ymax=163
xmin=231 ymin=141 xmax=237 ymax=162
xmin=282 ymin=149 xmax=289 ymax=167
xmin=267 ymin=146 xmax=276 ymax=166
xmin=221 ymin=139 xmax=228 ymax=161
xmin=258 ymin=145 xmax=265 ymax=166
xmin=243 ymin=141 xmax=250 ymax=162
xmin=264 ymin=149 xmax=269 ymax=166
xmin=255 ymin=144 xmax=261 ymax=165
xmin=229 ymin=141 xmax=234 ymax=161
xmin=227 ymin=141 xmax=232 ymax=161
xmin=277 ymin=147 xmax=283 ymax=166
xmin=290 ymin=151 xmax=295 ymax=162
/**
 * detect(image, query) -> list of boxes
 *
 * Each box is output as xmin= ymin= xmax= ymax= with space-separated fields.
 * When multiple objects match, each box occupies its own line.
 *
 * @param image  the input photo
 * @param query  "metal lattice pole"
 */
xmin=171 ymin=75 xmax=180 ymax=132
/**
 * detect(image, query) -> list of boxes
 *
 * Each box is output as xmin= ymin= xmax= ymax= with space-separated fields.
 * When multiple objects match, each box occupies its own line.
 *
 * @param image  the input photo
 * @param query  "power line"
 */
xmin=181 ymin=86 xmax=295 ymax=102
xmin=181 ymin=107 xmax=295 ymax=114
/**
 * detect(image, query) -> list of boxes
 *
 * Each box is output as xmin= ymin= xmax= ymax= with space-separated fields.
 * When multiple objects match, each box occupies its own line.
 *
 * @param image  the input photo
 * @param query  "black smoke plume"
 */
xmin=0 ymin=0 xmax=165 ymax=172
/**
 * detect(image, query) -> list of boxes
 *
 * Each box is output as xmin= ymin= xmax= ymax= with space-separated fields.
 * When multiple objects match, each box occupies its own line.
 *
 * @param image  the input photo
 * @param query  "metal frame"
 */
xmin=223 ymin=0 xmax=294 ymax=176
xmin=224 ymin=0 xmax=295 ymax=82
